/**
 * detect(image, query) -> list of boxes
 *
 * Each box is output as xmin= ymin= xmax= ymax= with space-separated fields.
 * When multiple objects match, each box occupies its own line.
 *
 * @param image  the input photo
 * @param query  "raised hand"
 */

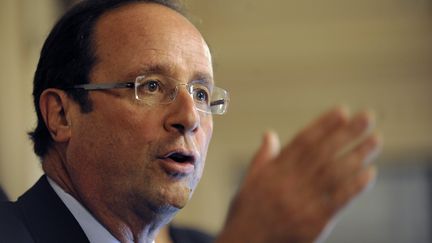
xmin=217 ymin=107 xmax=382 ymax=243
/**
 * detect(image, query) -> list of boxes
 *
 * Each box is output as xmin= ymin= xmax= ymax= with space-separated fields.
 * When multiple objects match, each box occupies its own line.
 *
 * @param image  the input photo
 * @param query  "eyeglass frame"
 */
xmin=62 ymin=75 xmax=229 ymax=115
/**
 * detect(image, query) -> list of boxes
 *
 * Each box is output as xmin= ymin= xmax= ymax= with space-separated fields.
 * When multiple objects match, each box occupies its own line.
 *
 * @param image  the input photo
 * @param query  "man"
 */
xmin=0 ymin=0 xmax=381 ymax=242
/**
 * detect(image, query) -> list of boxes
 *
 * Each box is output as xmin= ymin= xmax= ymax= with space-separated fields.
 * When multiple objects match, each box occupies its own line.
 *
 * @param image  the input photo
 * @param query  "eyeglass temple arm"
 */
xmin=65 ymin=82 xmax=134 ymax=91
xmin=210 ymin=99 xmax=225 ymax=106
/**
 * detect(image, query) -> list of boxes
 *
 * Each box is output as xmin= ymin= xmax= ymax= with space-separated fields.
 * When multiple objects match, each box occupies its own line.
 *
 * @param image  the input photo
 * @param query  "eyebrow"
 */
xmin=127 ymin=64 xmax=214 ymax=84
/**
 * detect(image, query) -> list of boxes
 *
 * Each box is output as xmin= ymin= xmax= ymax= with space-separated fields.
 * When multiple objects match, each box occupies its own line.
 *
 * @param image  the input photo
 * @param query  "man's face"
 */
xmin=64 ymin=3 xmax=214 ymax=216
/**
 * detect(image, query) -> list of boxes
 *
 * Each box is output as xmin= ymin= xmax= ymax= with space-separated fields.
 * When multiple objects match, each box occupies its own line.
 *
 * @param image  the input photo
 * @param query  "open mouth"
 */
xmin=166 ymin=152 xmax=195 ymax=163
xmin=158 ymin=151 xmax=196 ymax=176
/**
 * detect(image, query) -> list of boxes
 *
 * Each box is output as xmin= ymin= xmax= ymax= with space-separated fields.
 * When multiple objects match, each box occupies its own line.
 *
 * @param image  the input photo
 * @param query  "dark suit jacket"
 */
xmin=0 ymin=176 xmax=90 ymax=243
xmin=0 ymin=176 xmax=214 ymax=243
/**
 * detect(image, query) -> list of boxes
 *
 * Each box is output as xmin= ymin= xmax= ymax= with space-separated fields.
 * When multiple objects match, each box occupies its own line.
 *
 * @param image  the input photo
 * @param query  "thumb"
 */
xmin=249 ymin=130 xmax=280 ymax=175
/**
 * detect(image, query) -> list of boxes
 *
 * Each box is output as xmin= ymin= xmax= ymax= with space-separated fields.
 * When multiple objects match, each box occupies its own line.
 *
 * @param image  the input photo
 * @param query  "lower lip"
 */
xmin=158 ymin=159 xmax=195 ymax=175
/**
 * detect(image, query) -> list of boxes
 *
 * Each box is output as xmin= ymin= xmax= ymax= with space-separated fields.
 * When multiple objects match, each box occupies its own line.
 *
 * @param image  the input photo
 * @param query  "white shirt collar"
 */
xmin=47 ymin=177 xmax=120 ymax=243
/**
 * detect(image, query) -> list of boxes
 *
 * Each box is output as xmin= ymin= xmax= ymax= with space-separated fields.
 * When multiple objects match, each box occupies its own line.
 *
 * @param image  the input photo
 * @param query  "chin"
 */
xmin=144 ymin=195 xmax=188 ymax=218
xmin=164 ymin=183 xmax=193 ymax=209
xmin=131 ymin=174 xmax=196 ymax=218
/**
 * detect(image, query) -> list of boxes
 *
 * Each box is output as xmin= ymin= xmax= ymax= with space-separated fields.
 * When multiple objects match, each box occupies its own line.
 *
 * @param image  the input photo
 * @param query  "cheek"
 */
xmin=199 ymin=117 xmax=213 ymax=152
xmin=196 ymin=118 xmax=213 ymax=173
xmin=69 ymin=103 xmax=160 ymax=164
xmin=99 ymin=101 xmax=162 ymax=144
xmin=189 ymin=125 xmax=212 ymax=190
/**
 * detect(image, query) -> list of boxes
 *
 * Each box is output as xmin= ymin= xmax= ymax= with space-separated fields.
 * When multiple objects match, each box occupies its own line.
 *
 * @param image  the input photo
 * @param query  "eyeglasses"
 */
xmin=64 ymin=75 xmax=229 ymax=115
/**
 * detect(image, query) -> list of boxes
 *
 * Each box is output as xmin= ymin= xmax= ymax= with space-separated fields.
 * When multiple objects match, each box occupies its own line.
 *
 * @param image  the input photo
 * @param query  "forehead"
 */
xmin=90 ymin=2 xmax=213 ymax=82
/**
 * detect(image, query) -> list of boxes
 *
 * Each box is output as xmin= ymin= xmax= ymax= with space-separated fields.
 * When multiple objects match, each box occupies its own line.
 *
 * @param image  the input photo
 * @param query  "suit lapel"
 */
xmin=16 ymin=175 xmax=90 ymax=243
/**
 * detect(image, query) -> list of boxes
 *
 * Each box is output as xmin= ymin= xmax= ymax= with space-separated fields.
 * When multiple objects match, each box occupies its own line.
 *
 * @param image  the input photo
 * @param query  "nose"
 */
xmin=164 ymin=88 xmax=200 ymax=134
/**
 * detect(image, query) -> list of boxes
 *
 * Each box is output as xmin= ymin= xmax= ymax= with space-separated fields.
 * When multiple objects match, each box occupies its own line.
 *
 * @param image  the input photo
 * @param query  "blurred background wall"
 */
xmin=1 ymin=0 xmax=431 ymax=242
xmin=0 ymin=0 xmax=59 ymax=201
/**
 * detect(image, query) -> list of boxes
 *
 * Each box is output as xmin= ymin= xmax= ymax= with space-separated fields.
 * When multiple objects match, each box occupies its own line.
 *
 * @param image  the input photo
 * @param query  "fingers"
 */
xmin=249 ymin=131 xmax=281 ymax=176
xmin=320 ymin=111 xmax=376 ymax=163
xmin=335 ymin=133 xmax=382 ymax=179
xmin=279 ymin=107 xmax=350 ymax=164
xmin=320 ymin=133 xmax=382 ymax=213
xmin=280 ymin=108 xmax=376 ymax=172
xmin=331 ymin=166 xmax=378 ymax=212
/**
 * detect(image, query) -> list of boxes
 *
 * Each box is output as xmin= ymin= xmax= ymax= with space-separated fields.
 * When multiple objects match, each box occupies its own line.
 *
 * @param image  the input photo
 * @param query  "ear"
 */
xmin=39 ymin=89 xmax=73 ymax=143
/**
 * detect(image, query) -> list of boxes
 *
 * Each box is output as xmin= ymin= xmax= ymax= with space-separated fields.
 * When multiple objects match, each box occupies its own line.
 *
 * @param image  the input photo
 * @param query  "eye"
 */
xmin=135 ymin=76 xmax=171 ymax=103
xmin=138 ymin=79 xmax=162 ymax=93
xmin=146 ymin=80 xmax=159 ymax=92
xmin=193 ymin=88 xmax=209 ymax=104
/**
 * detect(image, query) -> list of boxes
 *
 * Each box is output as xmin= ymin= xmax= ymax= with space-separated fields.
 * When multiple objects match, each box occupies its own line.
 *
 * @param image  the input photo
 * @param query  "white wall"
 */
xmin=0 ymin=0 xmax=60 ymax=199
